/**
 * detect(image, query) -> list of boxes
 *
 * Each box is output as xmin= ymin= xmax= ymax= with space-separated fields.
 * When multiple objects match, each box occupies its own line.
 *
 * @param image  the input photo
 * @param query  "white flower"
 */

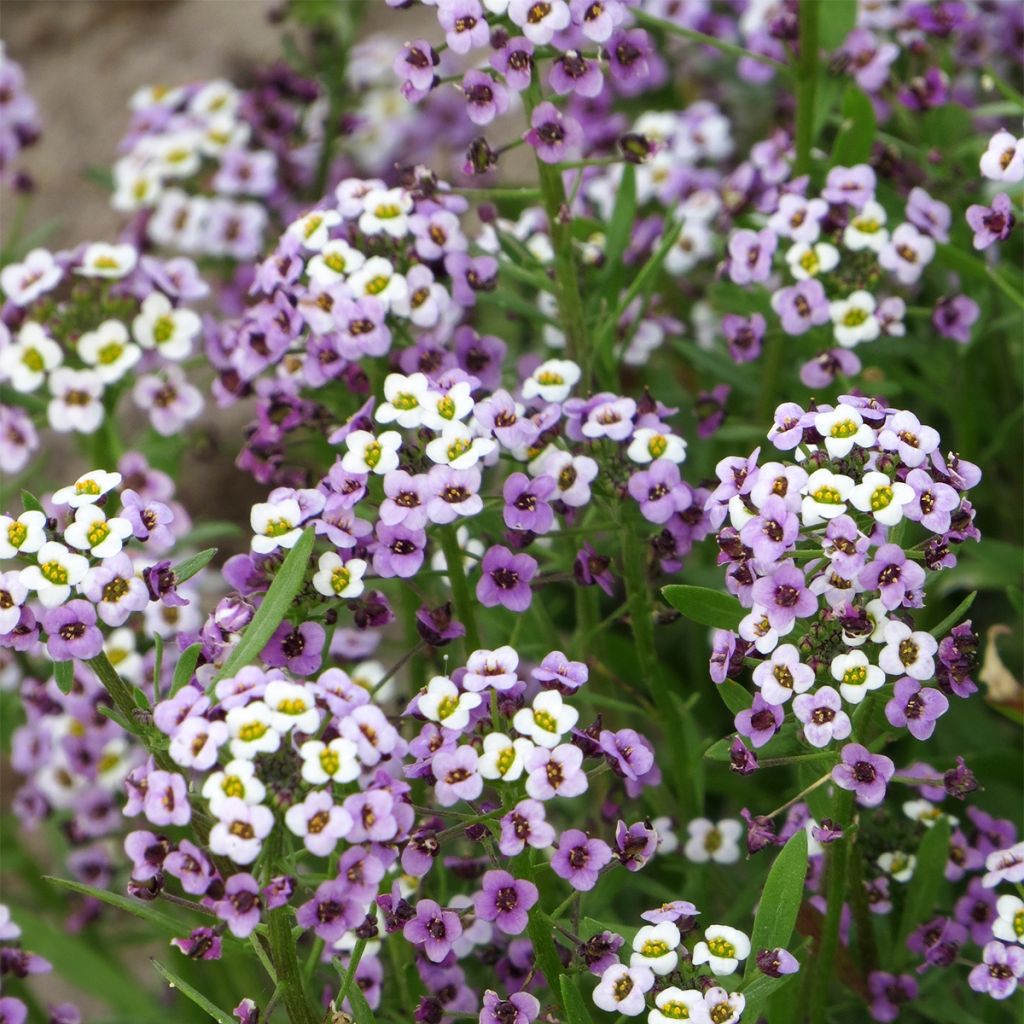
xmin=691 ymin=925 xmax=751 ymax=977
xmin=521 ymin=359 xmax=581 ymax=404
xmin=358 ymin=187 xmax=413 ymax=238
xmin=19 ymin=541 xmax=90 ymax=608
xmin=627 ymin=428 xmax=688 ymax=465
xmin=201 ymin=759 xmax=266 ymax=814
xmin=77 ymin=320 xmax=142 ymax=383
xmin=250 ymin=498 xmax=304 ymax=554
xmin=169 ymin=717 xmax=228 ymax=770
xmin=132 ymin=292 xmax=201 ymax=360
xmin=263 ymin=680 xmax=321 ymax=734
xmin=189 ymin=78 xmax=240 ymax=119
xmin=993 ymin=895 xmax=1024 ymax=944
xmin=848 ymin=470 xmax=915 ymax=526
xmin=813 ymin=405 xmax=876 ymax=459
xmin=664 ymin=219 xmax=714 ymax=274
xmin=512 ymin=690 xmax=579 ymax=748
xmin=830 ymin=650 xmax=885 ymax=705
xmin=652 ymin=816 xmax=679 ymax=855
xmin=478 ymin=732 xmax=534 ymax=781
xmin=630 ymin=922 xmax=680 ymax=976
xmin=980 ymin=130 xmax=1024 ymax=183
xmin=703 ymin=989 xmax=744 ymax=1024
xmin=738 ymin=605 xmax=787 ymax=654
xmin=376 ymin=372 xmax=432 ymax=429
xmin=208 ymin=798 xmax=274 ymax=865
xmin=684 ymin=818 xmax=742 ymax=864
xmin=424 ymin=423 xmax=496 ymax=470
xmin=649 ymin=988 xmax=711 ymax=1024
xmin=111 ymin=161 xmax=162 ymax=213
xmin=0 ymin=248 xmax=62 ymax=305
xmin=104 ymin=627 xmax=144 ymax=685
xmin=801 ymin=469 xmax=855 ymax=526
xmin=0 ymin=322 xmax=62 ymax=392
xmin=877 ymin=850 xmax=916 ymax=883
xmin=63 ymin=505 xmax=133 ymax=559
xmin=843 ymin=200 xmax=889 ymax=252
xmin=0 ymin=510 xmax=47 ymax=558
xmin=829 ymin=290 xmax=880 ymax=347
xmin=786 ymin=241 xmax=839 ymax=280
xmin=420 ymin=381 xmax=475 ymax=431
xmin=287 ymin=209 xmax=342 ymax=251
xmin=299 ymin=737 xmax=361 ymax=785
xmin=878 ymin=620 xmax=938 ymax=679
xmin=902 ymin=799 xmax=956 ymax=830
xmin=225 ymin=701 xmax=281 ymax=759
xmin=417 ymin=676 xmax=482 ymax=732
xmin=77 ymin=242 xmax=138 ymax=278
xmin=307 ymin=239 xmax=366 ymax=285
xmin=347 ymin=256 xmax=408 ymax=308
xmin=47 ymin=368 xmax=105 ymax=433
xmin=341 ymin=429 xmax=402 ymax=475
xmin=312 ymin=552 xmax=367 ymax=598
xmin=53 ymin=470 xmax=122 ymax=508
xmin=592 ymin=963 xmax=654 ymax=1016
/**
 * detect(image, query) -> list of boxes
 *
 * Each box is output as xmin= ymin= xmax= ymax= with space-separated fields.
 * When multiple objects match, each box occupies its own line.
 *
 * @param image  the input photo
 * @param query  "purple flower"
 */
xmin=858 ymin=544 xmax=926 ymax=610
xmin=740 ymin=495 xmax=800 ymax=563
xmin=822 ymin=163 xmax=876 ymax=208
xmin=598 ymin=728 xmax=654 ymax=780
xmin=728 ymin=228 xmax=777 ymax=285
xmin=394 ymin=40 xmax=438 ymax=100
xmin=771 ymin=279 xmax=829 ymax=335
xmin=432 ymin=746 xmax=483 ymax=807
xmin=868 ymin=971 xmax=918 ymax=1022
xmin=41 ymin=600 xmax=103 ymax=661
xmin=403 ymin=898 xmax=463 ymax=963
xmin=968 ymin=941 xmax=1024 ymax=1000
xmin=164 ymin=840 xmax=212 ymax=895
xmin=932 ymin=295 xmax=979 ymax=345
xmin=966 ymin=192 xmax=1015 ymax=250
xmin=492 ymin=36 xmax=534 ymax=92
xmin=498 ymin=799 xmax=555 ymax=857
xmin=756 ymin=948 xmax=800 ymax=978
xmin=549 ymin=50 xmax=603 ymax=98
xmin=523 ymin=102 xmax=582 ymax=164
xmin=627 ymin=460 xmax=691 ymax=524
xmin=735 ymin=694 xmax=785 ymax=749
xmin=171 ymin=927 xmax=222 ymax=960
xmin=476 ymin=545 xmax=537 ymax=612
xmin=551 ymin=830 xmax=612 ymax=891
xmin=475 ymin=390 xmax=539 ymax=449
xmin=480 ymin=989 xmax=540 ymax=1024
xmin=133 ymin=366 xmax=203 ymax=436
xmin=124 ymin=830 xmax=170 ymax=881
xmin=884 ymin=678 xmax=949 ymax=740
xmin=143 ymin=769 xmax=191 ymax=827
xmin=832 ymin=743 xmax=895 ymax=807
xmin=263 ymin=620 xmax=324 ymax=676
xmin=213 ymin=874 xmax=263 ymax=939
xmin=605 ymin=29 xmax=660 ymax=94
xmin=120 ymin=488 xmax=175 ymax=549
xmin=722 ymin=312 xmax=765 ymax=363
xmin=903 ymin=468 xmax=960 ymax=533
xmin=615 ymin=819 xmax=658 ymax=872
xmin=842 ymin=29 xmax=898 ymax=92
xmin=750 ymin=562 xmax=817 ymax=631
xmin=503 ymin=473 xmax=556 ymax=533
xmin=445 ymin=252 xmax=498 ymax=307
xmin=297 ymin=879 xmax=361 ymax=943
xmin=426 ymin=466 xmax=482 ymax=525
xmin=474 ymin=870 xmax=538 ymax=935
xmin=524 ymin=743 xmax=587 ymax=800
xmin=373 ymin=523 xmax=427 ymax=579
xmin=906 ymin=186 xmax=951 ymax=243
xmin=461 ymin=69 xmax=510 ymax=126
xmin=799 ymin=348 xmax=862 ymax=389
xmin=955 ymin=877 xmax=998 ymax=945
xmin=438 ymin=0 xmax=489 ymax=54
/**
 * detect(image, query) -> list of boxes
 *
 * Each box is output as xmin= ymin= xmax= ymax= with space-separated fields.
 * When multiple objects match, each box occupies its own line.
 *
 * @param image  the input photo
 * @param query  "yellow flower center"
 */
xmin=7 ymin=522 xmax=27 ymax=548
xmin=640 ymin=939 xmax=670 ymax=958
xmin=707 ymin=937 xmax=736 ymax=958
xmin=330 ymin=567 xmax=351 ymax=594
xmin=843 ymin=308 xmax=869 ymax=327
xmin=364 ymin=274 xmax=390 ymax=295
xmin=392 ymin=392 xmax=420 ymax=411
xmin=276 ymin=698 xmax=308 ymax=716
xmin=362 ymin=441 xmax=382 ymax=468
xmin=374 ymin=203 xmax=402 ymax=219
xmin=324 ymin=251 xmax=347 ymax=273
xmin=536 ymin=370 xmax=565 ymax=386
xmin=533 ymin=709 xmax=557 ymax=733
xmin=799 ymin=249 xmax=820 ymax=273
xmin=87 ymin=521 xmax=110 ymax=547
xmin=842 ymin=665 xmax=867 ymax=687
xmin=303 ymin=215 xmax=323 ymax=240
xmin=75 ymin=479 xmax=101 ymax=495
xmin=153 ymin=317 xmax=175 ymax=345
xmin=446 ymin=438 xmax=472 ymax=461
xmin=496 ymin=746 xmax=516 ymax=776
xmin=22 ymin=348 xmax=44 ymax=373
xmin=319 ymin=749 xmax=340 ymax=776
xmin=853 ymin=216 xmax=881 ymax=233
xmin=41 ymin=561 xmax=69 ymax=585
xmin=812 ymin=486 xmax=843 ymax=505
xmin=97 ymin=342 xmax=125 ymax=365
xmin=222 ymin=775 xmax=245 ymax=798
xmin=436 ymin=396 xmax=456 ymax=420
xmin=238 ymin=721 xmax=268 ymax=742
xmin=870 ymin=486 xmax=893 ymax=511
xmin=648 ymin=435 xmax=668 ymax=458
xmin=263 ymin=517 xmax=295 ymax=538
xmin=436 ymin=695 xmax=459 ymax=721
xmin=830 ymin=419 xmax=858 ymax=439
xmin=660 ymin=1002 xmax=691 ymax=1020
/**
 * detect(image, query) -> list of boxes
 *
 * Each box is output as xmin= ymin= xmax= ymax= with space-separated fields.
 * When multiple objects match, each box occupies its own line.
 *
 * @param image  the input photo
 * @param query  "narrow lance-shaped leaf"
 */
xmin=45 ymin=876 xmax=191 ymax=935
xmin=897 ymin=816 xmax=951 ymax=959
xmin=171 ymin=641 xmax=204 ymax=696
xmin=54 ymin=660 xmax=74 ymax=695
xmin=560 ymin=975 xmax=596 ymax=1024
xmin=662 ymin=584 xmax=746 ymax=631
xmin=172 ymin=546 xmax=218 ymax=585
xmin=150 ymin=959 xmax=237 ymax=1024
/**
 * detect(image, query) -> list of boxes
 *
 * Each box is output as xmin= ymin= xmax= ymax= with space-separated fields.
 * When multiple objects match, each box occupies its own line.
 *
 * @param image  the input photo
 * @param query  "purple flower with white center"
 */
xmin=432 ymin=746 xmax=483 ymax=807
xmin=832 ymin=744 xmax=895 ymax=807
xmin=598 ymin=729 xmax=654 ymax=781
xmin=524 ymin=743 xmax=587 ymax=800
xmin=750 ymin=563 xmax=817 ymax=631
xmin=480 ymin=989 xmax=540 ymax=1024
xmin=438 ymin=0 xmax=490 ymax=54
xmin=740 ymin=495 xmax=799 ymax=563
xmin=552 ymin=829 xmax=612 ymax=891
xmin=884 ymin=678 xmax=949 ymax=740
xmin=793 ymin=686 xmax=851 ymax=748
xmin=627 ymin=460 xmax=691 ymax=524
xmin=498 ymin=799 xmax=555 ymax=857
xmin=213 ymin=874 xmax=262 ymax=938
xmin=476 ymin=389 xmax=539 ymax=449
xmin=297 ymin=879 xmax=361 ymax=944
xmin=615 ymin=819 xmax=658 ymax=872
xmin=867 ymin=971 xmax=918 ymax=1022
xmin=549 ymin=50 xmax=603 ymax=98
xmin=143 ymin=769 xmax=191 ymax=827
xmin=728 ymin=228 xmax=777 ymax=285
xmin=822 ymin=163 xmax=876 ymax=208
xmin=523 ymin=102 xmax=582 ymax=164
xmin=966 ymin=193 xmax=1015 ymax=250
xmin=373 ymin=523 xmax=427 ymax=579
xmin=735 ymin=694 xmax=784 ymax=749
xmin=461 ymin=69 xmax=510 ymax=126
xmin=502 ymin=472 xmax=556 ymax=533
xmin=263 ymin=621 xmax=324 ymax=677
xmin=771 ymin=279 xmax=830 ymax=335
xmin=80 ymin=553 xmax=148 ymax=627
xmin=968 ymin=941 xmax=1024 ymax=1000
xmin=474 ymin=870 xmax=538 ymax=935
xmin=532 ymin=650 xmax=588 ymax=692
xmin=722 ymin=312 xmax=765 ymax=363
xmin=426 ymin=466 xmax=482 ymax=525
xmin=41 ymin=600 xmax=103 ymax=661
xmin=476 ymin=545 xmax=536 ymax=612
xmin=404 ymin=899 xmax=463 ymax=963
xmin=492 ymin=36 xmax=534 ymax=91
xmin=932 ymin=295 xmax=980 ymax=345
xmin=858 ymin=544 xmax=926 ymax=610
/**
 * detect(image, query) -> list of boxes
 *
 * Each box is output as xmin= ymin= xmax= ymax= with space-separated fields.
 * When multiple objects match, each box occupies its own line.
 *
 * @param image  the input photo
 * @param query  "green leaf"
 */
xmin=661 ymin=585 xmax=745 ymax=631
xmin=171 ymin=642 xmax=204 ymax=696
xmin=560 ymin=975 xmax=595 ymax=1024
xmin=150 ymin=959 xmax=236 ymax=1024
xmin=212 ymin=528 xmax=315 ymax=683
xmin=745 ymin=829 xmax=809 ymax=980
xmin=598 ymin=163 xmax=636 ymax=293
xmin=830 ymin=87 xmax=876 ymax=167
xmin=21 ymin=489 xmax=44 ymax=513
xmin=526 ymin=907 xmax=568 ymax=1016
xmin=54 ymin=660 xmax=74 ymax=695
xmin=44 ymin=876 xmax=192 ymax=935
xmin=898 ymin=817 xmax=951 ymax=955
xmin=928 ymin=591 xmax=977 ymax=638
xmin=717 ymin=680 xmax=754 ymax=715
xmin=347 ymin=983 xmax=379 ymax=1024
xmin=818 ymin=0 xmax=857 ymax=50
xmin=173 ymin=547 xmax=218 ymax=585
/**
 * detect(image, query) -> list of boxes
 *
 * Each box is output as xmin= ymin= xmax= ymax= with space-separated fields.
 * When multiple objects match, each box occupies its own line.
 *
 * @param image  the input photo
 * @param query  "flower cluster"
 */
xmin=0 ymin=43 xmax=41 ymax=189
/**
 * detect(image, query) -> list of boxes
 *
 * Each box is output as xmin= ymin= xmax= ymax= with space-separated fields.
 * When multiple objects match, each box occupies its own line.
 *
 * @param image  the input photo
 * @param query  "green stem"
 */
xmin=440 ymin=525 xmax=481 ymax=652
xmin=846 ymin=835 xmax=879 ymax=976
xmin=794 ymin=0 xmax=821 ymax=177
xmin=267 ymin=902 xmax=318 ymax=1024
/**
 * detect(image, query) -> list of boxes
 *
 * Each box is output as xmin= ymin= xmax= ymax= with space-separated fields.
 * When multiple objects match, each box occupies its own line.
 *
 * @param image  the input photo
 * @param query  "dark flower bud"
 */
xmin=730 ymin=738 xmax=759 ymax=776
xmin=128 ymin=875 xmax=163 ymax=901
xmin=944 ymin=757 xmax=978 ymax=800
xmin=618 ymin=132 xmax=654 ymax=164
xmin=465 ymin=136 xmax=498 ymax=176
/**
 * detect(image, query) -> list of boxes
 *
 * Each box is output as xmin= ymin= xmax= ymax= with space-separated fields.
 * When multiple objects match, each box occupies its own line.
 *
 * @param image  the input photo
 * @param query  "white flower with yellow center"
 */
xmin=684 ymin=818 xmax=742 ymax=864
xmin=630 ymin=922 xmax=681 ymax=976
xmin=420 ymin=381 xmax=475 ymax=431
xmin=849 ymin=470 xmax=915 ymax=526
xmin=877 ymin=850 xmax=917 ymax=883
xmin=879 ymin=620 xmax=938 ymax=680
xmin=829 ymin=290 xmax=880 ymax=347
xmin=201 ymin=758 xmax=266 ymax=814
xmin=648 ymin=987 xmax=710 ymax=1024
xmin=77 ymin=242 xmax=138 ymax=279
xmin=63 ymin=505 xmax=133 ymax=559
xmin=347 ymin=256 xmax=408 ymax=309
xmin=376 ymin=372 xmax=432 ymax=429
xmin=417 ymin=675 xmax=482 ymax=732
xmin=843 ymin=200 xmax=889 ymax=252
xmin=0 ymin=510 xmax=47 ymax=558
xmin=358 ymin=187 xmax=413 ymax=238
xmin=189 ymin=78 xmax=240 ymax=119
xmin=785 ymin=241 xmax=839 ymax=280
xmin=312 ymin=552 xmax=367 ymax=599
xmin=341 ymin=429 xmax=402 ymax=476
xmin=286 ymin=208 xmax=342 ymax=251
xmin=691 ymin=925 xmax=750 ymax=977
xmin=478 ymin=732 xmax=534 ymax=781
xmin=111 ymin=160 xmax=162 ymax=213
xmin=250 ymin=498 xmax=304 ymax=554
xmin=424 ymin=422 xmax=496 ymax=471
xmin=830 ymin=650 xmax=885 ymax=705
xmin=800 ymin=468 xmax=855 ymax=526
xmin=208 ymin=799 xmax=274 ymax=866
xmin=627 ymin=428 xmax=688 ymax=465
xmin=307 ymin=239 xmax=366 ymax=286
xmin=0 ymin=322 xmax=62 ymax=392
xmin=78 ymin=320 xmax=142 ymax=383
xmin=225 ymin=701 xmax=281 ymax=759
xmin=19 ymin=541 xmax=89 ymax=608
xmin=264 ymin=680 xmax=321 ymax=735
xmin=902 ymin=799 xmax=956 ymax=830
xmin=299 ymin=737 xmax=361 ymax=785
xmin=993 ymin=895 xmax=1024 ymax=945
xmin=521 ymin=359 xmax=581 ymax=404
xmin=813 ymin=405 xmax=876 ymax=459
xmin=132 ymin=292 xmax=201 ymax=361
xmin=53 ymin=470 xmax=122 ymax=508
xmin=512 ymin=690 xmax=579 ymax=748
xmin=148 ymin=130 xmax=203 ymax=178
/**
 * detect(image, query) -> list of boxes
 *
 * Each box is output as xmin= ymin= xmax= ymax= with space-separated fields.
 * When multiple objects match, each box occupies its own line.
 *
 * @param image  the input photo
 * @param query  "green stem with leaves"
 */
xmin=794 ymin=0 xmax=820 ymax=176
